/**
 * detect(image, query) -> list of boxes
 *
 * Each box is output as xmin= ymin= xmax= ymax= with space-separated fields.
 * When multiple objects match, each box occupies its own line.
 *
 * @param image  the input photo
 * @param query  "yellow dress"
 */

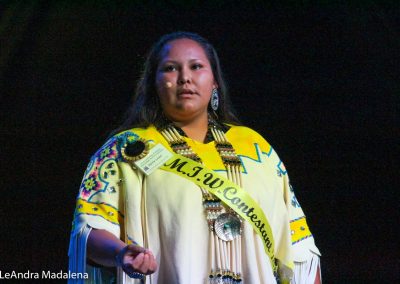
xmin=69 ymin=125 xmax=320 ymax=284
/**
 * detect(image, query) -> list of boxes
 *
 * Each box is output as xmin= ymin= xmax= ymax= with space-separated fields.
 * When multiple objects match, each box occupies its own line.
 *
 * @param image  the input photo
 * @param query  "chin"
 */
xmin=176 ymin=103 xmax=197 ymax=113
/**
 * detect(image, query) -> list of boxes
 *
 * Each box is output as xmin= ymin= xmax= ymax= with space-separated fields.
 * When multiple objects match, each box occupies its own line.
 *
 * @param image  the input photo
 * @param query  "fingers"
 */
xmin=120 ymin=246 xmax=158 ymax=276
xmin=131 ymin=251 xmax=157 ymax=274
xmin=126 ymin=244 xmax=146 ymax=255
xmin=131 ymin=251 xmax=145 ymax=269
xmin=138 ymin=252 xmax=150 ymax=272
xmin=147 ymin=251 xmax=158 ymax=272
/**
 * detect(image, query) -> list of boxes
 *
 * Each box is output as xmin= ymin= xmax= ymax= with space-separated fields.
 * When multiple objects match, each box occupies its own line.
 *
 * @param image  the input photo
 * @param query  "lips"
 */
xmin=177 ymin=88 xmax=196 ymax=96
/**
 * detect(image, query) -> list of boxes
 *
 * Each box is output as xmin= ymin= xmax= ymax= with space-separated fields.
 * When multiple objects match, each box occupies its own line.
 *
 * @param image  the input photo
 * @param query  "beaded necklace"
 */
xmin=159 ymin=120 xmax=244 ymax=284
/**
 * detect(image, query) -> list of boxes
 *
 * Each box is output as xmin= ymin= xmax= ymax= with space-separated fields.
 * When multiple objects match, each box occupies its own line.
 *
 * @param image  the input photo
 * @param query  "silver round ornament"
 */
xmin=214 ymin=213 xmax=241 ymax=241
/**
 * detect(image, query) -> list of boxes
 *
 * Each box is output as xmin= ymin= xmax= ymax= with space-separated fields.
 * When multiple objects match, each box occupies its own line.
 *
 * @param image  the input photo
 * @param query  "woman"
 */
xmin=69 ymin=32 xmax=321 ymax=284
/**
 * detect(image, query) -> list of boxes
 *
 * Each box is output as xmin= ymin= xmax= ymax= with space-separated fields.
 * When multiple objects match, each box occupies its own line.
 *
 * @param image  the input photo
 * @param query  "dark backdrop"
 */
xmin=1 ymin=1 xmax=398 ymax=282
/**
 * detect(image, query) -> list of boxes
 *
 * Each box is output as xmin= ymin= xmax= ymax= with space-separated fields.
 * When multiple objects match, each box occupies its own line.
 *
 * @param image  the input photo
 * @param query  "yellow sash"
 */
xmin=160 ymin=153 xmax=287 ymax=274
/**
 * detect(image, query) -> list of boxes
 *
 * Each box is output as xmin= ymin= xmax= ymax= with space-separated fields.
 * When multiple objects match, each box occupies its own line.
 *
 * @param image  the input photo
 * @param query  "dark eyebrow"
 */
xmin=159 ymin=60 xmax=178 ymax=65
xmin=188 ymin=59 xmax=204 ymax=63
xmin=160 ymin=58 xmax=204 ymax=64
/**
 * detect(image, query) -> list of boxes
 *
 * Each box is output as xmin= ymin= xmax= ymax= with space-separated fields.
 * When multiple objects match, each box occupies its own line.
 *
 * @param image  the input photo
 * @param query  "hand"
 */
xmin=116 ymin=244 xmax=158 ymax=278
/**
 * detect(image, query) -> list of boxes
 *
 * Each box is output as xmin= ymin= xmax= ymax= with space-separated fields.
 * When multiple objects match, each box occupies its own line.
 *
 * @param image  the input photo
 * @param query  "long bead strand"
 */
xmin=160 ymin=124 xmax=243 ymax=283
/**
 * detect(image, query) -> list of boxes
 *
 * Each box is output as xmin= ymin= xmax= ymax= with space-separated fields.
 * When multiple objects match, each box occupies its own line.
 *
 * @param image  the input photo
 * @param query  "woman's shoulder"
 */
xmin=225 ymin=125 xmax=272 ymax=153
xmin=113 ymin=125 xmax=160 ymax=141
xmin=91 ymin=125 xmax=160 ymax=161
xmin=112 ymin=125 xmax=158 ymax=139
xmin=226 ymin=125 xmax=270 ymax=142
xmin=227 ymin=125 xmax=287 ymax=173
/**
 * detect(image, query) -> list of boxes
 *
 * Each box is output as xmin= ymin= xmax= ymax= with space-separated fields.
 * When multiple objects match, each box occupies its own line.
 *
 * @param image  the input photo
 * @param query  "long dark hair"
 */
xmin=112 ymin=31 xmax=241 ymax=135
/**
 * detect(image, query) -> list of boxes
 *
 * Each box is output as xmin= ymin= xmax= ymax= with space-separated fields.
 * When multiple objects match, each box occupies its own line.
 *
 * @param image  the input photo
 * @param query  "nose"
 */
xmin=177 ymin=67 xmax=191 ymax=85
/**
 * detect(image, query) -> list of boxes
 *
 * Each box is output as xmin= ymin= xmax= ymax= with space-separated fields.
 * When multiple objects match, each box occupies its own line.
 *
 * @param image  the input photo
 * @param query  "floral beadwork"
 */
xmin=96 ymin=143 xmax=117 ymax=161
xmin=80 ymin=173 xmax=102 ymax=197
xmin=115 ymin=131 xmax=140 ymax=161
xmin=77 ymin=131 xmax=140 ymax=200
xmin=100 ymin=147 xmax=111 ymax=159
xmin=78 ymin=138 xmax=119 ymax=199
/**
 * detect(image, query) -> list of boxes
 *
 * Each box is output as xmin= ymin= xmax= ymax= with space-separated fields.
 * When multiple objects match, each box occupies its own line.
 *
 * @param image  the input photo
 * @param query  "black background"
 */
xmin=0 ymin=1 xmax=398 ymax=282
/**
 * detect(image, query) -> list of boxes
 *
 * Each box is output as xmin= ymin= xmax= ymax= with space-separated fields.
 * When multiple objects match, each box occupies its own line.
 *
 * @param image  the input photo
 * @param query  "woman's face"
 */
xmin=155 ymin=38 xmax=216 ymax=123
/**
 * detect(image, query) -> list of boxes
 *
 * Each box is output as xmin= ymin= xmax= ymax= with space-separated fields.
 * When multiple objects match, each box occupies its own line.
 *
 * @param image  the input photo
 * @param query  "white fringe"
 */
xmin=68 ymin=225 xmax=115 ymax=283
xmin=291 ymin=253 xmax=321 ymax=284
xmin=68 ymin=224 xmax=143 ymax=284
xmin=68 ymin=224 xmax=92 ymax=284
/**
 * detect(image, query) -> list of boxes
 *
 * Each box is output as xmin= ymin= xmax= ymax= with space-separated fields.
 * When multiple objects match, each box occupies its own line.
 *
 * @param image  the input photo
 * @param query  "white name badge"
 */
xmin=134 ymin=143 xmax=173 ymax=175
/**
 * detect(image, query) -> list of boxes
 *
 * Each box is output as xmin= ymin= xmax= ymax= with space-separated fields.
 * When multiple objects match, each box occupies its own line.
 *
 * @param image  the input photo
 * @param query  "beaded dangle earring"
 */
xmin=211 ymin=88 xmax=219 ymax=111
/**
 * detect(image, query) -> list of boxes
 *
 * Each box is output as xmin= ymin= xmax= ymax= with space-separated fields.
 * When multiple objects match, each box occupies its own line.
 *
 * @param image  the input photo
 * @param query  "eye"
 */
xmin=191 ymin=63 xmax=203 ymax=70
xmin=163 ymin=65 xmax=177 ymax=72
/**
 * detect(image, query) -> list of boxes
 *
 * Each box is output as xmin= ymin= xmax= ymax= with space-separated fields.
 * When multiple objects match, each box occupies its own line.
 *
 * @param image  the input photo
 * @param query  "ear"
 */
xmin=213 ymin=81 xmax=219 ymax=89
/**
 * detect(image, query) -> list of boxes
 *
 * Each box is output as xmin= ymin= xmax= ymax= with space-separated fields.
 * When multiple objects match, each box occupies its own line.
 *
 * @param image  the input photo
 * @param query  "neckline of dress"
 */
xmin=169 ymin=121 xmax=231 ymax=145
